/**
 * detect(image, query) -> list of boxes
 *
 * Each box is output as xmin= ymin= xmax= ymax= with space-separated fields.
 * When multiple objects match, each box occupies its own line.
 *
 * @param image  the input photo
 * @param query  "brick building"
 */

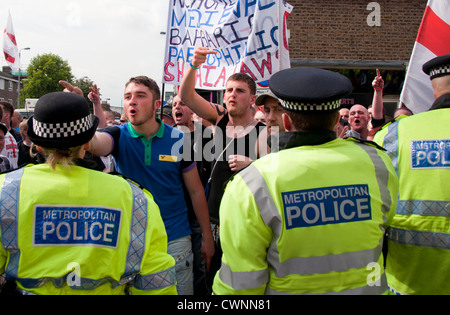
xmin=286 ymin=0 xmax=428 ymax=114
xmin=0 ymin=66 xmax=21 ymax=108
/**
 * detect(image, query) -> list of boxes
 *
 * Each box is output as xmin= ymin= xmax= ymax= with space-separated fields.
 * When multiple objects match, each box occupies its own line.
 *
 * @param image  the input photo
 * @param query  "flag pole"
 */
xmin=160 ymin=83 xmax=165 ymax=119
xmin=17 ymin=47 xmax=31 ymax=109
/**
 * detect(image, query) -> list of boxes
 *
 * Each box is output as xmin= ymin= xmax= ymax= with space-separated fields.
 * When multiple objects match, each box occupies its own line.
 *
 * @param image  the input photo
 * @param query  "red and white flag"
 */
xmin=3 ymin=11 xmax=20 ymax=71
xmin=400 ymin=0 xmax=450 ymax=113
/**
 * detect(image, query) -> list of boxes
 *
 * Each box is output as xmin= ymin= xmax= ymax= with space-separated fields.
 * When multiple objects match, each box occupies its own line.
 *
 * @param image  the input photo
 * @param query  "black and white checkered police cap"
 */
xmin=423 ymin=54 xmax=450 ymax=80
xmin=269 ymin=67 xmax=353 ymax=113
xmin=27 ymin=92 xmax=99 ymax=149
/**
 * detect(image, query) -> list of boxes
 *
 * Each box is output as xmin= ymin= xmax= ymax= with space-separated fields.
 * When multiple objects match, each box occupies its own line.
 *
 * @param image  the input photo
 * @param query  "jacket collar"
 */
xmin=277 ymin=130 xmax=337 ymax=151
xmin=430 ymin=93 xmax=450 ymax=111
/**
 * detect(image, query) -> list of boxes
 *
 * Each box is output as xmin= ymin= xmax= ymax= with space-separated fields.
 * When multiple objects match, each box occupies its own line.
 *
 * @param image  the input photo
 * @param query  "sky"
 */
xmin=1 ymin=0 xmax=170 ymax=109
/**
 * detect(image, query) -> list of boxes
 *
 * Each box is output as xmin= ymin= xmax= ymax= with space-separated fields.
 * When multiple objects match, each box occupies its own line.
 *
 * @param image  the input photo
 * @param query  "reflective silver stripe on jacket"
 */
xmin=122 ymin=182 xmax=148 ymax=280
xmin=0 ymin=168 xmax=24 ymax=280
xmin=354 ymin=143 xmax=392 ymax=230
xmin=396 ymin=199 xmax=450 ymax=217
xmin=382 ymin=121 xmax=400 ymax=174
xmin=389 ymin=227 xmax=450 ymax=249
xmin=222 ymin=143 xmax=392 ymax=294
xmin=133 ymin=267 xmax=177 ymax=291
xmin=123 ymin=182 xmax=176 ymax=291
xmin=0 ymin=169 xmax=173 ymax=291
xmin=265 ymin=275 xmax=388 ymax=295
xmin=218 ymin=262 xmax=269 ymax=291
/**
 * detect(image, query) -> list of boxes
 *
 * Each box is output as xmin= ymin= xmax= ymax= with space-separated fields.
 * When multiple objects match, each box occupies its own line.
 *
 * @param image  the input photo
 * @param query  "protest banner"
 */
xmin=162 ymin=0 xmax=293 ymax=90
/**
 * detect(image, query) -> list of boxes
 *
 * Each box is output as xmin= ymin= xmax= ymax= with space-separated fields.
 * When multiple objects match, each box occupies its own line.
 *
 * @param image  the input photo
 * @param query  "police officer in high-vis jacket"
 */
xmin=0 ymin=92 xmax=177 ymax=295
xmin=384 ymin=55 xmax=450 ymax=295
xmin=213 ymin=67 xmax=399 ymax=295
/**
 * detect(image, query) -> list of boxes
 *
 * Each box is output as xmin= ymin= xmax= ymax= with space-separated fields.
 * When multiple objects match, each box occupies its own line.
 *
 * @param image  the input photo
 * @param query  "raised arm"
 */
xmin=88 ymin=131 xmax=114 ymax=157
xmin=88 ymin=85 xmax=108 ymax=129
xmin=371 ymin=69 xmax=384 ymax=121
xmin=179 ymin=47 xmax=225 ymax=125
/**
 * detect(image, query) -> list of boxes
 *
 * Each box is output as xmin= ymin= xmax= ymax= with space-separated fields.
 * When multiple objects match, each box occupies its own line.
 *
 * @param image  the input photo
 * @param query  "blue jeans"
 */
xmin=168 ymin=235 xmax=194 ymax=295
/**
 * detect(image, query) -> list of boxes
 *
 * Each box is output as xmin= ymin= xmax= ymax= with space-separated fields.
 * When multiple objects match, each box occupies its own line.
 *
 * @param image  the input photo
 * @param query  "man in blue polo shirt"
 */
xmin=79 ymin=76 xmax=214 ymax=295
xmin=106 ymin=117 xmax=194 ymax=242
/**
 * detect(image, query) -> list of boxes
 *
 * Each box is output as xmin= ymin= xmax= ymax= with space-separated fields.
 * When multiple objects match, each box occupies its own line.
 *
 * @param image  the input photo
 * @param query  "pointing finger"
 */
xmin=59 ymin=80 xmax=74 ymax=92
xmin=196 ymin=47 xmax=217 ymax=56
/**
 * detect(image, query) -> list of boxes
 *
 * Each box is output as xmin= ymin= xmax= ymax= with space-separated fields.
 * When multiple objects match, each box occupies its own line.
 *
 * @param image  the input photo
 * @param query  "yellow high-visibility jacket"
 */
xmin=373 ymin=115 xmax=410 ymax=148
xmin=213 ymin=136 xmax=398 ymax=295
xmin=0 ymin=164 xmax=177 ymax=295
xmin=383 ymin=107 xmax=450 ymax=295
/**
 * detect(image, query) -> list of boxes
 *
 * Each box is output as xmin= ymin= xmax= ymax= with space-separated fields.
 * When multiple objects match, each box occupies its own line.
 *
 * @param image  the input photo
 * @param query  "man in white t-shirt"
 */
xmin=0 ymin=102 xmax=18 ymax=169
xmin=0 ymin=122 xmax=12 ymax=172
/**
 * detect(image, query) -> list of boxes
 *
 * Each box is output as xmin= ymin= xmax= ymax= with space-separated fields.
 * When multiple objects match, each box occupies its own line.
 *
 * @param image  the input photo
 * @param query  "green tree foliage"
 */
xmin=21 ymin=53 xmax=74 ymax=102
xmin=20 ymin=54 xmax=100 ymax=111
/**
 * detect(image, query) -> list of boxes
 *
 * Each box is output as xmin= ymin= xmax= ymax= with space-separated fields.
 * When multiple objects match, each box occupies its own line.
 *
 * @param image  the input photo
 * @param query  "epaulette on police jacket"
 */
xmin=108 ymin=171 xmax=151 ymax=194
xmin=345 ymin=136 xmax=387 ymax=151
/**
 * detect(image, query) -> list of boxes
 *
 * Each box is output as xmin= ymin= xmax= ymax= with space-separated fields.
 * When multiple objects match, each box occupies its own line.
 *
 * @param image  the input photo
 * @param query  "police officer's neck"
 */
xmin=431 ymin=76 xmax=450 ymax=99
